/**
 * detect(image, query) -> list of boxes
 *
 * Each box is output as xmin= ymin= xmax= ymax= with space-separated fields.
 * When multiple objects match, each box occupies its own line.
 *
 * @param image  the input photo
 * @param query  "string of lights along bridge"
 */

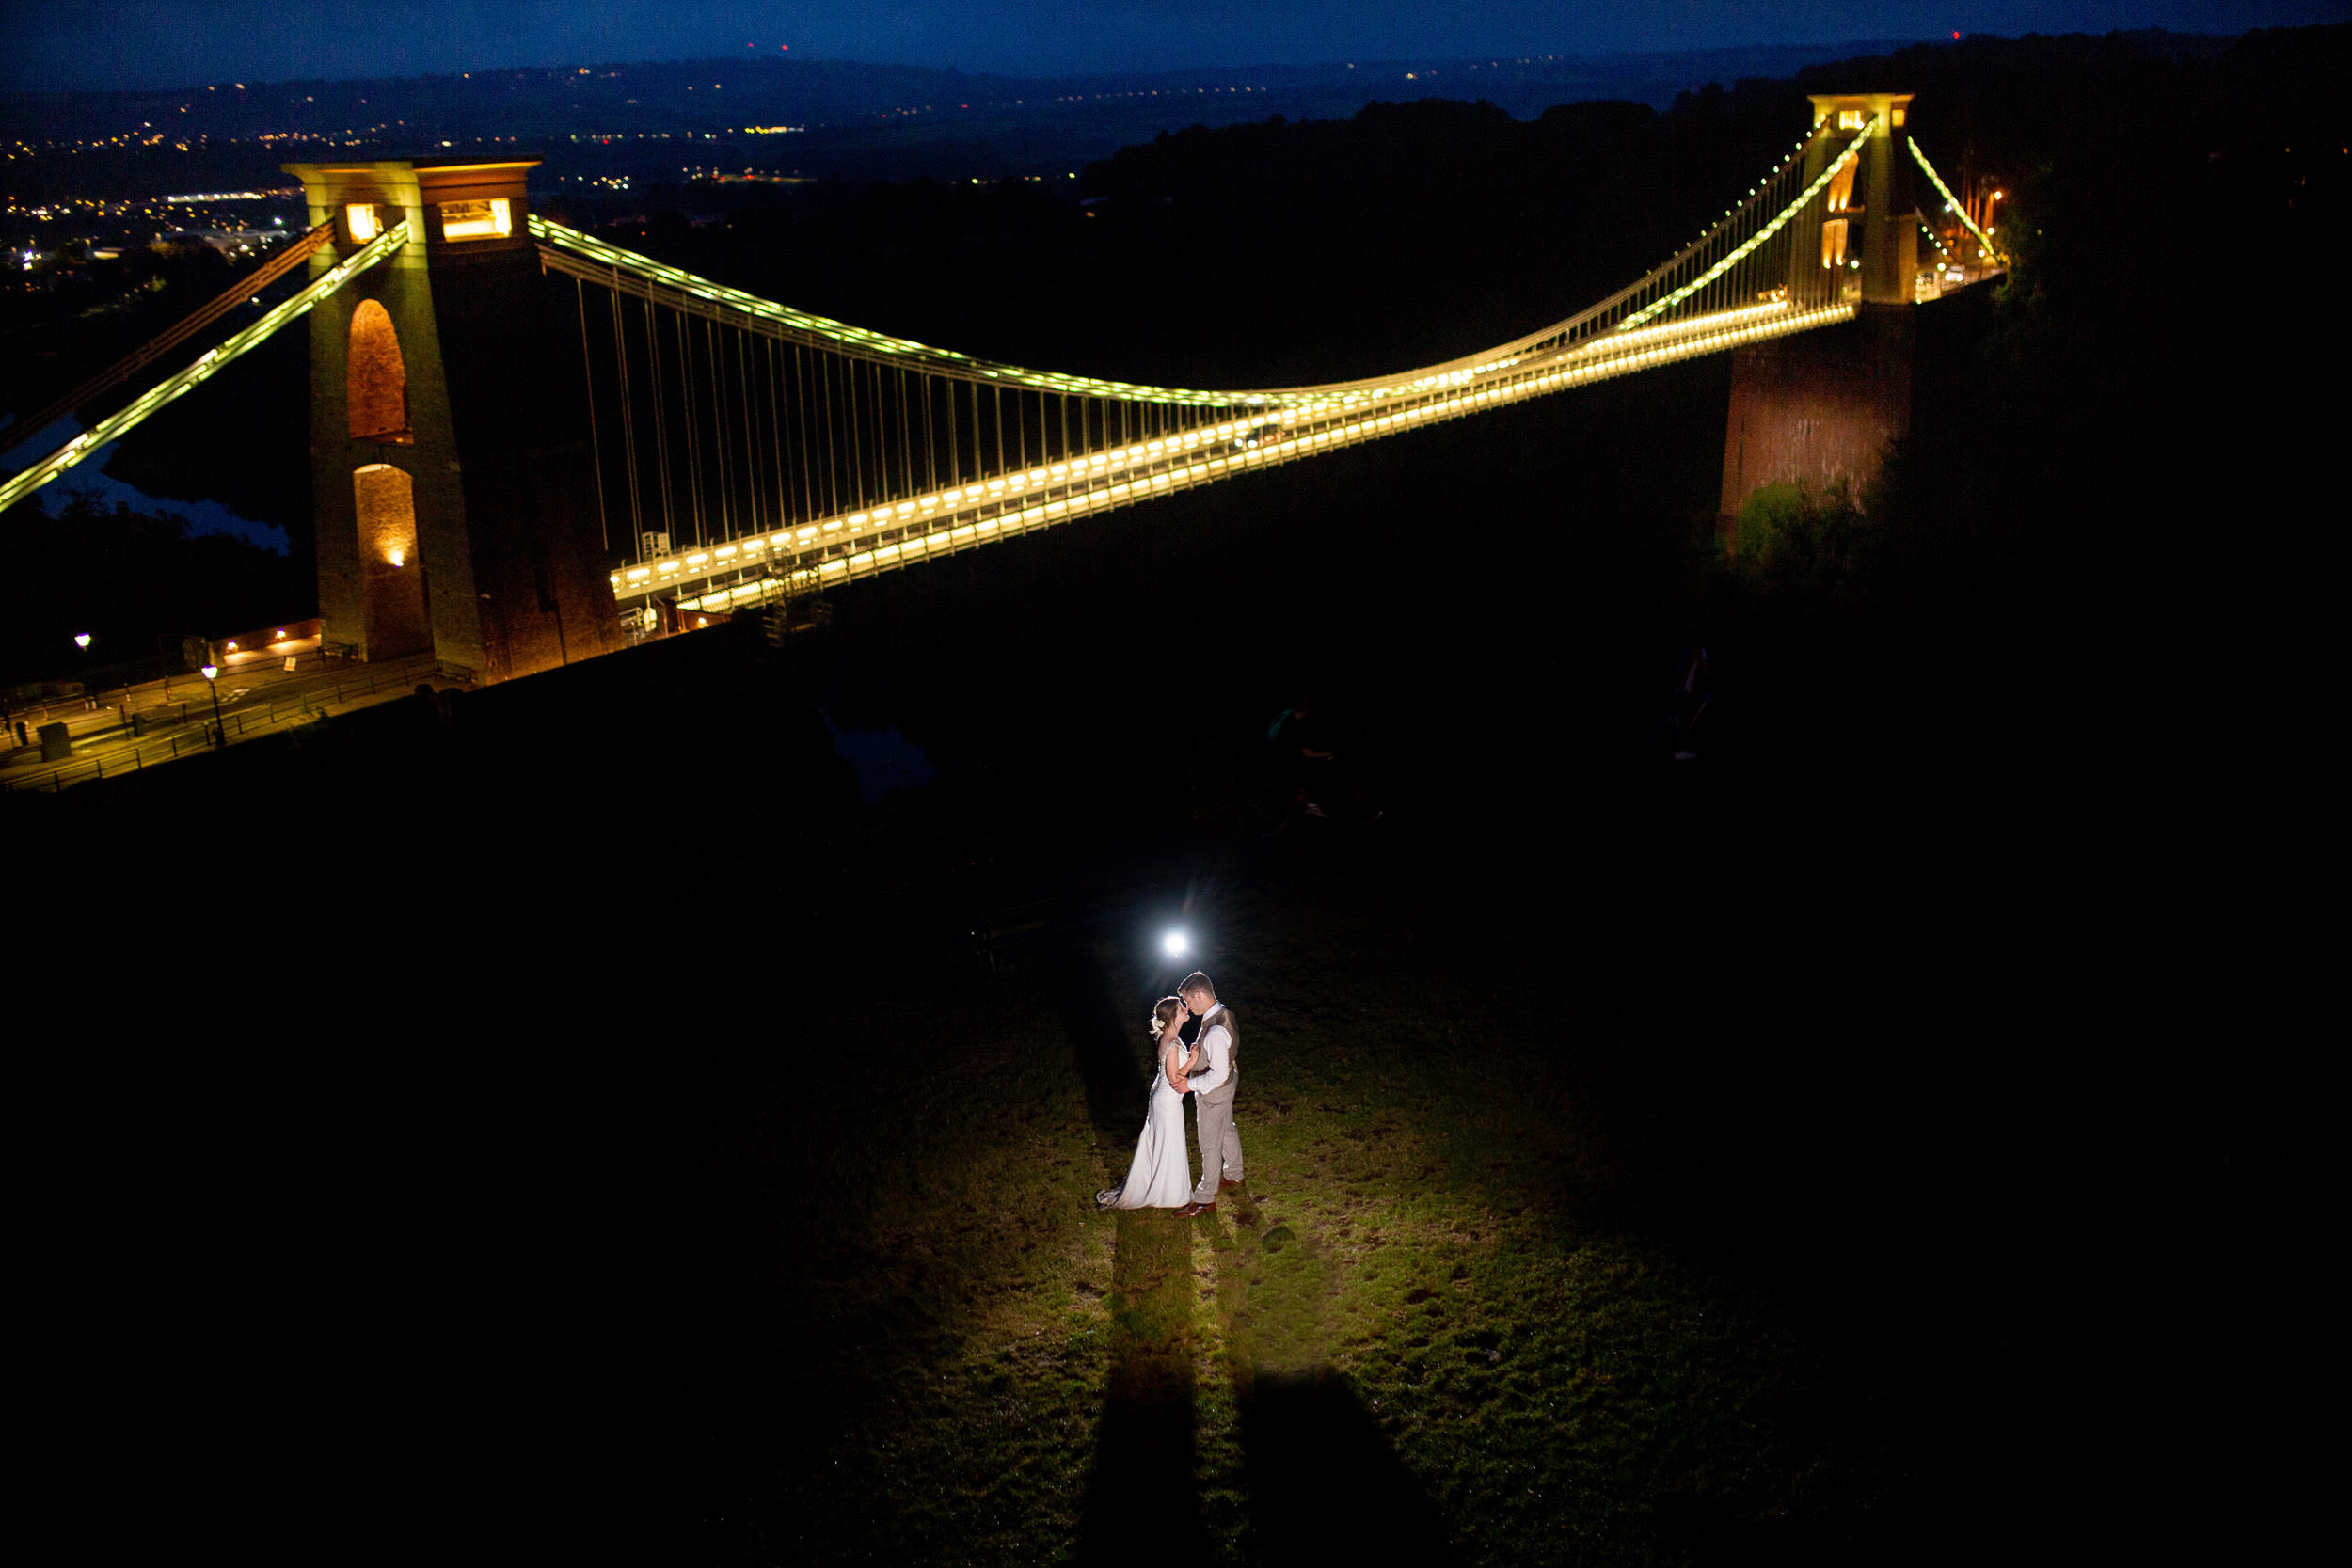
xmin=0 ymin=92 xmax=1999 ymax=670
xmin=552 ymin=108 xmax=1918 ymax=624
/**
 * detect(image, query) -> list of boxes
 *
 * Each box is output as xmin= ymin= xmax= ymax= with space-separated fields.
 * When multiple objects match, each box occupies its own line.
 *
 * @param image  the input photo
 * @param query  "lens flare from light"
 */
xmin=1162 ymin=929 xmax=1189 ymax=958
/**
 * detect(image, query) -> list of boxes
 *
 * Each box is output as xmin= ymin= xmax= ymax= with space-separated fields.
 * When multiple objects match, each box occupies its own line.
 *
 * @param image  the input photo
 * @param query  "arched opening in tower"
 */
xmin=355 ymin=462 xmax=431 ymax=659
xmin=1820 ymin=219 xmax=1851 ymax=270
xmin=1826 ymin=157 xmax=1859 ymax=214
xmin=348 ymin=299 xmax=413 ymax=445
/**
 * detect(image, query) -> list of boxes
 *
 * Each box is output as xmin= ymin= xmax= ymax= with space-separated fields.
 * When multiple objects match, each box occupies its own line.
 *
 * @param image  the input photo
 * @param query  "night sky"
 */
xmin=2 ymin=1 xmax=2340 ymax=93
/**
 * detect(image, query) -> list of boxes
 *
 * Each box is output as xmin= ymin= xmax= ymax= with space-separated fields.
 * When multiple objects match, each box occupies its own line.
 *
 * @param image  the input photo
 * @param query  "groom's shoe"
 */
xmin=1173 ymin=1201 xmax=1216 ymax=1218
xmin=1219 ymin=1177 xmax=1245 ymax=1192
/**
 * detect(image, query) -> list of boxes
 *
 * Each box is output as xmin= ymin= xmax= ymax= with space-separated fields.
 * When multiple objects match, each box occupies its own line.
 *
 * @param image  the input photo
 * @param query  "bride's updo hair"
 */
xmin=1148 ymin=996 xmax=1184 ymax=1041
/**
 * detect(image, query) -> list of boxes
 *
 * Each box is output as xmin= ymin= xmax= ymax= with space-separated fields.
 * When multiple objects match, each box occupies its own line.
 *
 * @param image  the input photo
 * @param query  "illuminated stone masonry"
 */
xmin=1718 ymin=92 xmax=1960 ymax=524
xmin=285 ymin=158 xmax=620 ymax=683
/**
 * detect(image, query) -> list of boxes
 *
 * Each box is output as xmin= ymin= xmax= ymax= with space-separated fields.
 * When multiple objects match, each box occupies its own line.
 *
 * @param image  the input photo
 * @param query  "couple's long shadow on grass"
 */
xmin=1051 ymin=946 xmax=1448 ymax=1567
xmin=1239 ymin=1370 xmax=1449 ymax=1564
xmin=1054 ymin=944 xmax=1210 ymax=1566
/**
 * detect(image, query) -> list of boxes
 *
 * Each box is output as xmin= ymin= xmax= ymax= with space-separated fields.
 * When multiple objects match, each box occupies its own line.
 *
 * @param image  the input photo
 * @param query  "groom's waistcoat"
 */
xmin=1198 ymin=1005 xmax=1240 ymax=1105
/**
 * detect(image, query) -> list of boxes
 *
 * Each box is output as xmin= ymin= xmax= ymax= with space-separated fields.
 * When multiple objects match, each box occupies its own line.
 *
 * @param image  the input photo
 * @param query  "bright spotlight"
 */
xmin=72 ymin=633 xmax=90 ymax=649
xmin=1162 ymin=929 xmax=1189 ymax=958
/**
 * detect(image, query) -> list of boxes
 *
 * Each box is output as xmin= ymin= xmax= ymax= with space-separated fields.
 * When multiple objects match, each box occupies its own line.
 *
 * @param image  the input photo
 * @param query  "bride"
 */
xmin=1097 ymin=997 xmax=1206 ymax=1210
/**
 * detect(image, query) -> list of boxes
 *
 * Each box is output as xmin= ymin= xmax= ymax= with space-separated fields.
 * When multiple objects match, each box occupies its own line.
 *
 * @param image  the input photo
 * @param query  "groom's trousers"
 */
xmin=1191 ymin=1082 xmax=1243 ymax=1206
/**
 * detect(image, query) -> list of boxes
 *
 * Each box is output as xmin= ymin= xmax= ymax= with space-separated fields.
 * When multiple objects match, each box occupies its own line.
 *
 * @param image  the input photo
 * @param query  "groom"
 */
xmin=1173 ymin=971 xmax=1242 ymax=1217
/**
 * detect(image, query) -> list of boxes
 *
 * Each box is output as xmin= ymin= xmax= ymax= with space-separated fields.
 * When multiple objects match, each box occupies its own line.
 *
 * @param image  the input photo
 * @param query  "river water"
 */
xmin=1 ymin=413 xmax=289 ymax=553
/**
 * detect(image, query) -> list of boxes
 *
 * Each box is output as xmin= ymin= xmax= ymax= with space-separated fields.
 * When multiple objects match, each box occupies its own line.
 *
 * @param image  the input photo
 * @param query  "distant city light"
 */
xmin=72 ymin=633 xmax=90 ymax=648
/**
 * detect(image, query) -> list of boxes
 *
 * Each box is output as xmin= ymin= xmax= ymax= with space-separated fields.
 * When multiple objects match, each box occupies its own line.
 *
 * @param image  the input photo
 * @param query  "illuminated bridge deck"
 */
xmin=614 ymin=299 xmax=1853 ymax=615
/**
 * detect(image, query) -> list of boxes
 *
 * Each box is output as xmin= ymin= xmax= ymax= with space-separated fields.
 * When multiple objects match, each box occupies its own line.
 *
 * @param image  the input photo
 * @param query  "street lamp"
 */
xmin=73 ymin=633 xmax=91 ymax=649
xmin=201 ymin=663 xmax=225 ymax=748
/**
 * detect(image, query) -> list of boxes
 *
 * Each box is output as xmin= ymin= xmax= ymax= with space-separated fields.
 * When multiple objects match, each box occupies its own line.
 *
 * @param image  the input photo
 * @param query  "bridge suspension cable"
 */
xmin=544 ymin=120 xmax=1883 ymax=618
xmin=0 ymin=221 xmax=411 ymax=516
xmin=5 ymin=220 xmax=337 ymax=465
xmin=1907 ymin=139 xmax=2007 ymax=267
xmin=0 ymin=115 xmax=1949 ymax=634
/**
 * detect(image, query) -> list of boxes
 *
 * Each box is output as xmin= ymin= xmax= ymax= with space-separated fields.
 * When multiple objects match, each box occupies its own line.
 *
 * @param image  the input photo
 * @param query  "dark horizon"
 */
xmin=2 ymin=1 xmax=2340 ymax=95
xmin=4 ymin=39 xmax=1948 ymax=103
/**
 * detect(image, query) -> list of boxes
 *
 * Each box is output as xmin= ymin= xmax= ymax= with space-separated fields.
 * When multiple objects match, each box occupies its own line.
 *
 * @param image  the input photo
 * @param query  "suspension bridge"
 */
xmin=2 ymin=90 xmax=2000 ymax=703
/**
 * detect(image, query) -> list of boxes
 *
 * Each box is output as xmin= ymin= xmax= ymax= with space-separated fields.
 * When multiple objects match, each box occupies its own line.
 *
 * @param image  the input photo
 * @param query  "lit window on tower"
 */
xmin=345 ymin=203 xmax=380 ymax=242
xmin=1837 ymin=109 xmax=1867 ymax=131
xmin=438 ymin=198 xmax=511 ymax=240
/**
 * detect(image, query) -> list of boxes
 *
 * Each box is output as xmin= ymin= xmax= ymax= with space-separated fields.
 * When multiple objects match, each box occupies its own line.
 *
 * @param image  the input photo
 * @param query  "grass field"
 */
xmin=591 ymin=844 xmax=1998 ymax=1567
xmin=16 ymin=355 xmax=2101 ymax=1566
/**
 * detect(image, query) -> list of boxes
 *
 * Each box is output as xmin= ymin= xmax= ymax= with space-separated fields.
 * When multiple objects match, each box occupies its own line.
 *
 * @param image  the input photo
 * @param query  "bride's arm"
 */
xmin=1164 ymin=1040 xmax=1190 ymax=1092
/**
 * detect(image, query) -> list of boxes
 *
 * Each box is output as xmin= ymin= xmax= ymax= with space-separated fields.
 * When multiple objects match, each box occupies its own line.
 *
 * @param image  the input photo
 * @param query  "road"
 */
xmin=1 ymin=640 xmax=469 ymax=794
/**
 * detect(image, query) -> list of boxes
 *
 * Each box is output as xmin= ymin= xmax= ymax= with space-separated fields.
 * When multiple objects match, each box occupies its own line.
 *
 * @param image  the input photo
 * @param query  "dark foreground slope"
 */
xmin=3 ymin=362 xmax=2280 ymax=1566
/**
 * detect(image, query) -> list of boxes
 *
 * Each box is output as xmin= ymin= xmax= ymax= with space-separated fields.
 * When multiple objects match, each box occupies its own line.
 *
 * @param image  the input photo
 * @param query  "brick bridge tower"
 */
xmin=1720 ymin=93 xmax=1922 ymax=526
xmin=282 ymin=158 xmax=619 ymax=681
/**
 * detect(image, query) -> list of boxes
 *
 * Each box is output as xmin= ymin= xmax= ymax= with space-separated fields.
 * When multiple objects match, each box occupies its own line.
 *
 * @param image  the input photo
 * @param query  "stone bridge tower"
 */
xmin=1720 ymin=93 xmax=1923 ymax=526
xmin=283 ymin=158 xmax=619 ymax=681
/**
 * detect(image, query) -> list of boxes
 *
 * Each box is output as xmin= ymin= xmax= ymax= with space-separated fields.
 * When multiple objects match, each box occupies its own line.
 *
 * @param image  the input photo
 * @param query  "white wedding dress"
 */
xmin=1103 ymin=1039 xmax=1195 ymax=1209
